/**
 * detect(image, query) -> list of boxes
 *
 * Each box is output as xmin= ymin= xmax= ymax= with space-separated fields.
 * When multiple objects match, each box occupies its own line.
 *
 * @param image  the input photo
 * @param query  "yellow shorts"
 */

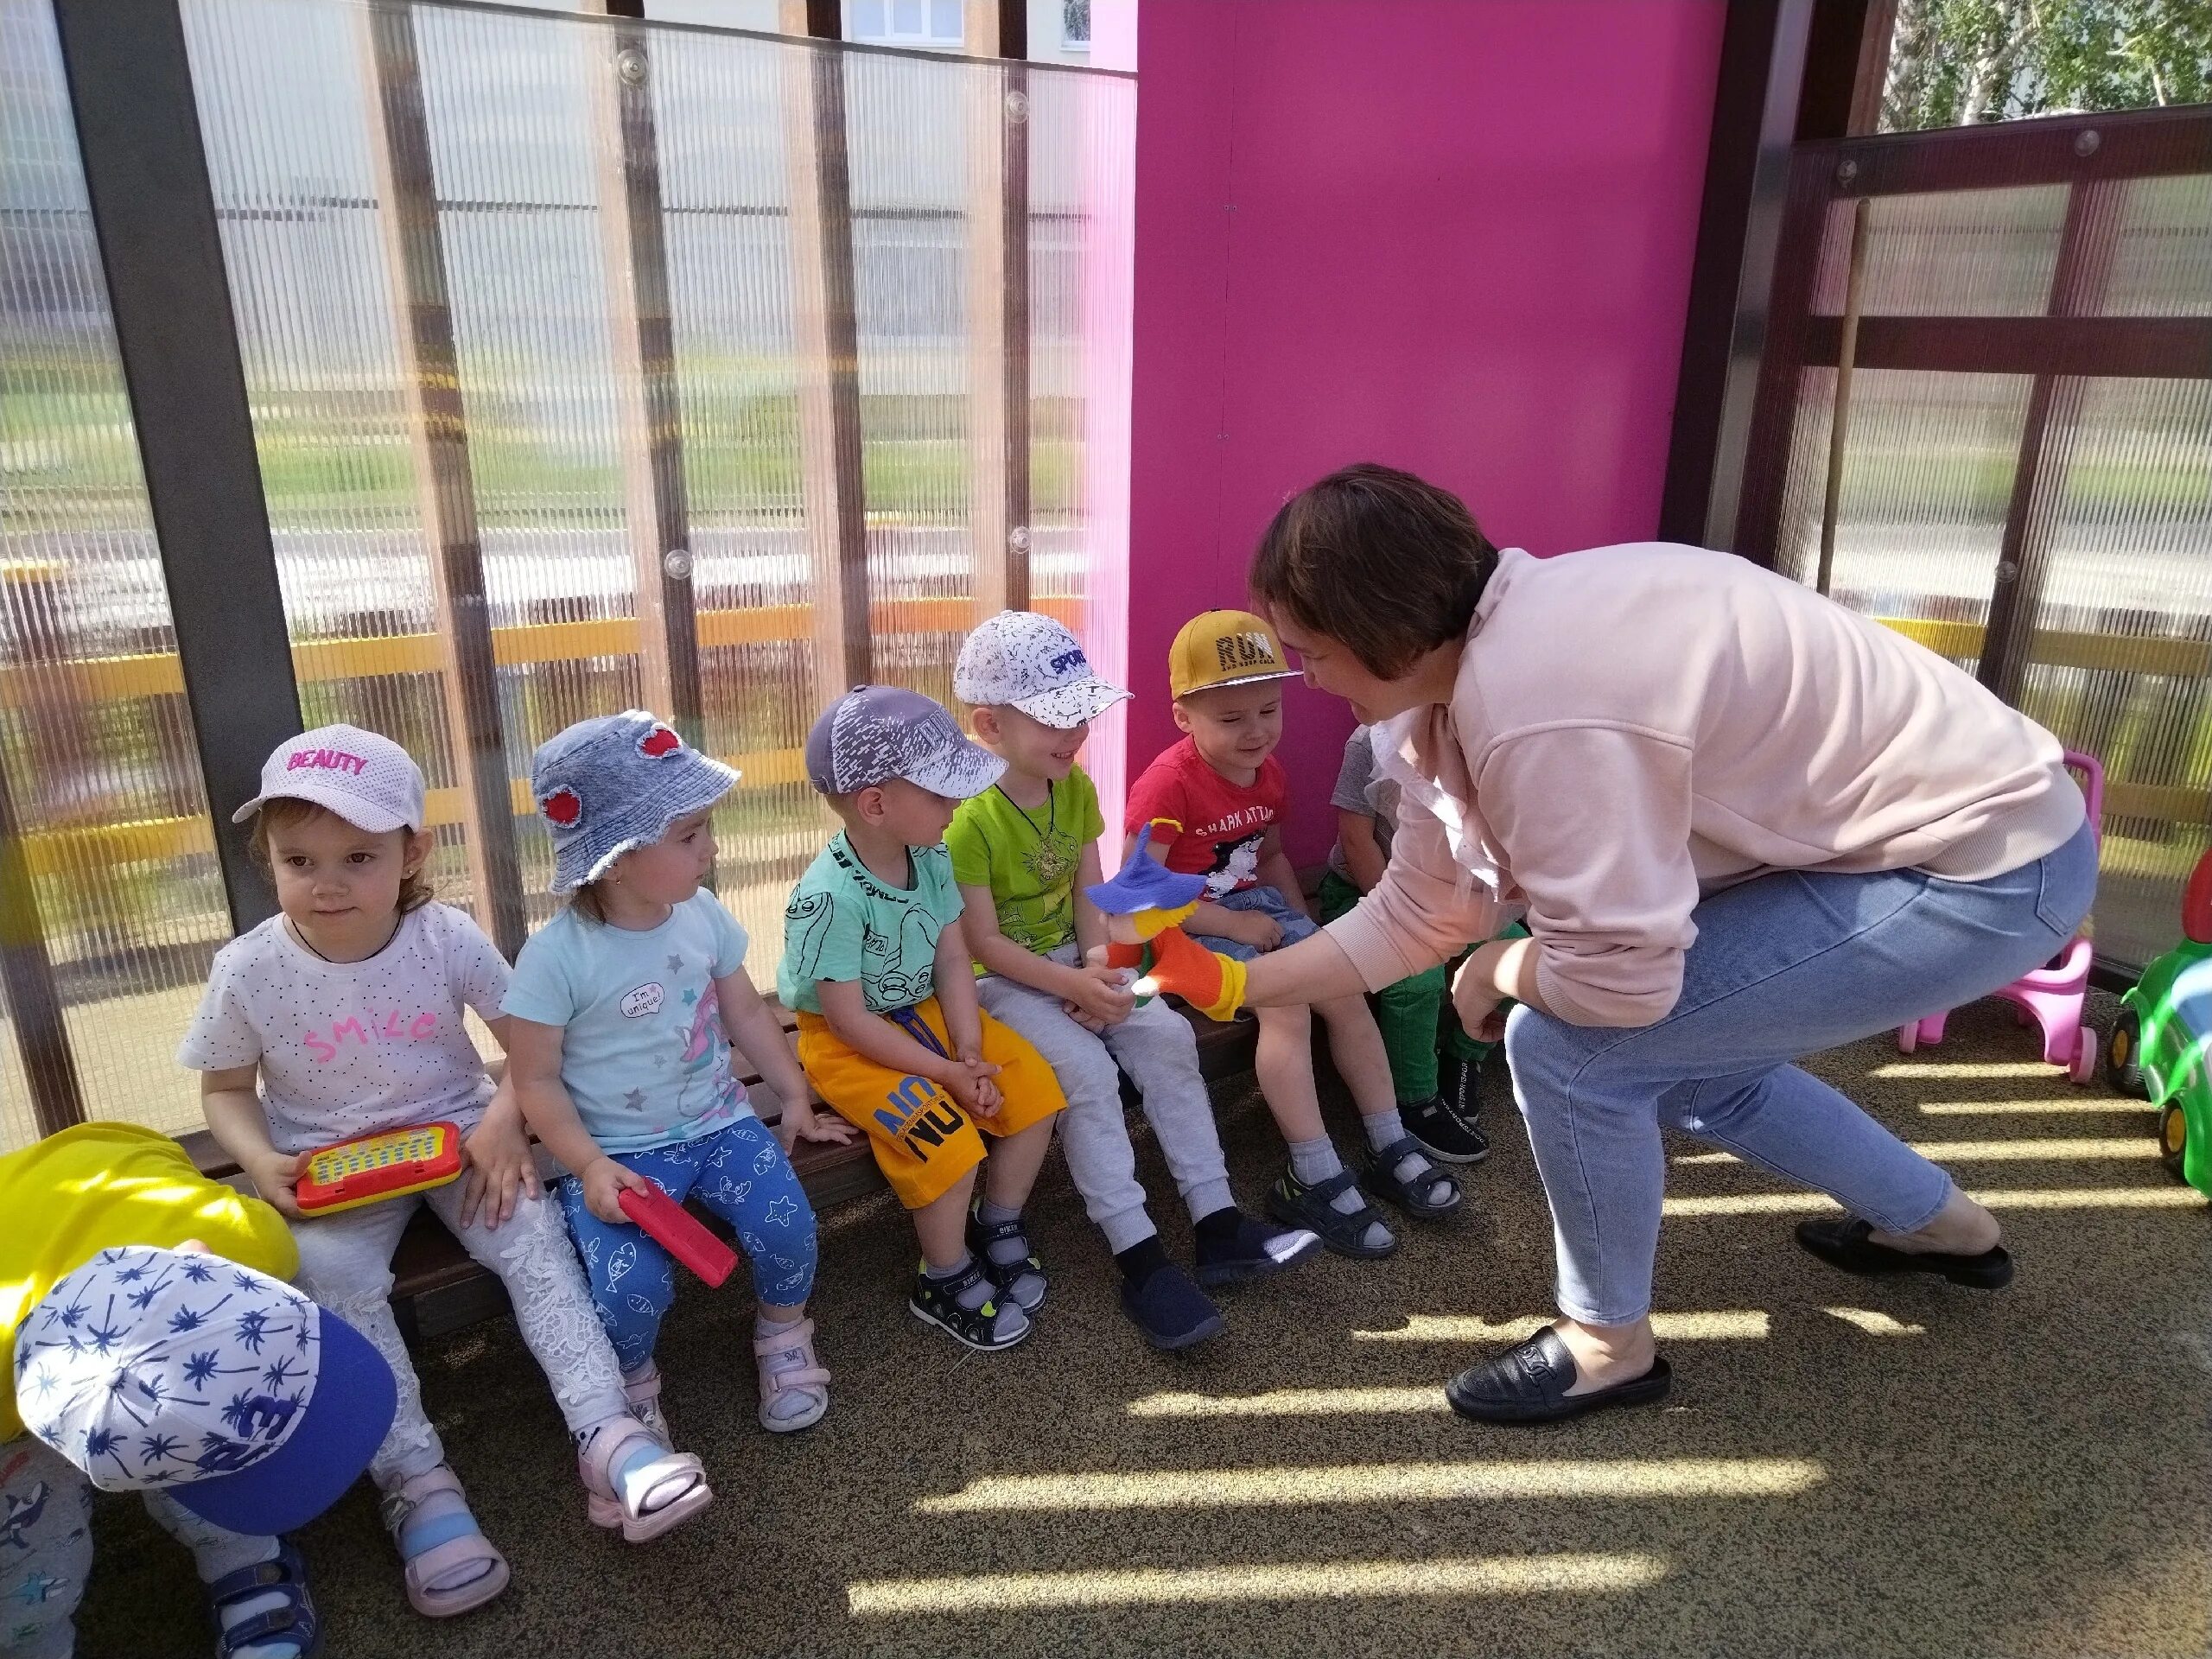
xmin=795 ymin=997 xmax=1066 ymax=1210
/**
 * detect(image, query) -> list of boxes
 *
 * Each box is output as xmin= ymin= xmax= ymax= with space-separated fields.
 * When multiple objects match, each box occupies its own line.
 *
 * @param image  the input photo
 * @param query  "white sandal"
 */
xmin=753 ymin=1317 xmax=831 ymax=1433
xmin=622 ymin=1361 xmax=671 ymax=1440
xmin=381 ymin=1465 xmax=510 ymax=1618
xmin=577 ymin=1418 xmax=712 ymax=1544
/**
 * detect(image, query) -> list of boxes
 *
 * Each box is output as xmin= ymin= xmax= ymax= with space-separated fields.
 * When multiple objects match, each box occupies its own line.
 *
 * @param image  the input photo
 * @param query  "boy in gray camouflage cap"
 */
xmin=778 ymin=686 xmax=1066 ymax=1352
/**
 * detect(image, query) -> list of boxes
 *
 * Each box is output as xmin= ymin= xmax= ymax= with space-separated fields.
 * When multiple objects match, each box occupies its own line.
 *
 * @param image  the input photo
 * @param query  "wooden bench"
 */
xmin=187 ymin=1000 xmax=1261 ymax=1342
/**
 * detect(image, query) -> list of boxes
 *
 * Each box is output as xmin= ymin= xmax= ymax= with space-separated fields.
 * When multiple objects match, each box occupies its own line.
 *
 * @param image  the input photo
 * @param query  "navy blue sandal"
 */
xmin=208 ymin=1541 xmax=322 ymax=1658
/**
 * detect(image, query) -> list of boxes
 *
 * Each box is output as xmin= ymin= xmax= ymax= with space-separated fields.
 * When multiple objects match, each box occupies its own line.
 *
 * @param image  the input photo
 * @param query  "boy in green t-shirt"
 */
xmin=947 ymin=612 xmax=1320 ymax=1351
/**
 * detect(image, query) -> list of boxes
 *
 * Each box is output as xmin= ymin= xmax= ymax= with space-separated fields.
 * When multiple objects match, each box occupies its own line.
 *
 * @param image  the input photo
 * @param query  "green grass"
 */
xmin=4 ymin=358 xmax=1086 ymax=532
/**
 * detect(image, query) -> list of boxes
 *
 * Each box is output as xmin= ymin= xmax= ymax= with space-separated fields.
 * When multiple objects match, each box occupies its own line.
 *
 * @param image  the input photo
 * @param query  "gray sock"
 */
xmin=1363 ymin=1107 xmax=1408 ymax=1150
xmin=927 ymin=1250 xmax=995 ymax=1313
xmin=1365 ymin=1107 xmax=1447 ymax=1204
xmin=1288 ymin=1135 xmax=1341 ymax=1187
xmin=1289 ymin=1135 xmax=1391 ymax=1251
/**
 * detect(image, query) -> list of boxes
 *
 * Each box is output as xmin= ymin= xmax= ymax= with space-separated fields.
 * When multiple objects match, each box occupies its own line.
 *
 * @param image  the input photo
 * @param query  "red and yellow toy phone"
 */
xmin=295 ymin=1122 xmax=464 ymax=1216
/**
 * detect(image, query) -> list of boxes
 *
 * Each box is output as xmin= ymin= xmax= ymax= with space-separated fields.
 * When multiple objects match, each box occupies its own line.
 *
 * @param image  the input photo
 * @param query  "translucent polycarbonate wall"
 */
xmin=0 ymin=0 xmax=1135 ymax=1147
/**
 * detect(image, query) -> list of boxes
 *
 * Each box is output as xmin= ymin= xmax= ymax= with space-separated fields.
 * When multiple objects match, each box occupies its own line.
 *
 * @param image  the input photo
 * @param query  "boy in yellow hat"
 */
xmin=1124 ymin=610 xmax=1465 ymax=1260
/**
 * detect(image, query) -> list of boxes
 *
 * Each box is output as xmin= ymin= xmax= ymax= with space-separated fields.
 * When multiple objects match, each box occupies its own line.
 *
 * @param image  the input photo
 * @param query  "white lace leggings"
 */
xmin=291 ymin=1181 xmax=629 ymax=1491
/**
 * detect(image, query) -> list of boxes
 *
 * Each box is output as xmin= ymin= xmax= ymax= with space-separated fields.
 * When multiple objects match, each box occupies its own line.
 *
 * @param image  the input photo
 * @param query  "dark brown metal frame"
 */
xmin=966 ymin=0 xmax=1033 ymax=617
xmin=49 ymin=0 xmax=305 ymax=933
xmin=594 ymin=0 xmax=707 ymax=745
xmin=784 ymin=0 xmax=874 ymax=701
xmin=0 ymin=740 xmax=85 ymax=1135
xmin=360 ymin=1 xmax=531 ymax=959
xmin=1733 ymin=105 xmax=2212 ymax=589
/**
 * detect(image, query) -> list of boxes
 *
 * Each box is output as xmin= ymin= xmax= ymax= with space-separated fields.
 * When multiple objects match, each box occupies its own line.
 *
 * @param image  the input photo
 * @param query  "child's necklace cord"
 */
xmin=289 ymin=912 xmax=403 ymax=964
xmin=994 ymin=779 xmax=1057 ymax=837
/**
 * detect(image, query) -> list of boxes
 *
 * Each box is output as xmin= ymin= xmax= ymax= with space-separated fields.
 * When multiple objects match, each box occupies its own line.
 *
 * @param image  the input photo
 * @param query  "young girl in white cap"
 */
xmin=185 ymin=724 xmax=711 ymax=1624
xmin=503 ymin=712 xmax=849 ymax=1440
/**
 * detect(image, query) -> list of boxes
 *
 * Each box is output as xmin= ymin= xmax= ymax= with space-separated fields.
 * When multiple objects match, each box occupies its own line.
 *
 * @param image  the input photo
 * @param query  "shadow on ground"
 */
xmin=81 ymin=993 xmax=2210 ymax=1658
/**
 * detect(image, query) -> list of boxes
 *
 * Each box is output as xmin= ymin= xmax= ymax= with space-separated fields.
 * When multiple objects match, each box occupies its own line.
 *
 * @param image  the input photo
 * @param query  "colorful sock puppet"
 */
xmin=1084 ymin=820 xmax=1248 ymax=1022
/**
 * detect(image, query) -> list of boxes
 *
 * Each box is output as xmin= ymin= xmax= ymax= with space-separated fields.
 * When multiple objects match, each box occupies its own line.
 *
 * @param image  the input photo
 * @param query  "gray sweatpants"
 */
xmin=3 ymin=1435 xmax=276 ymax=1659
xmin=976 ymin=944 xmax=1234 ymax=1251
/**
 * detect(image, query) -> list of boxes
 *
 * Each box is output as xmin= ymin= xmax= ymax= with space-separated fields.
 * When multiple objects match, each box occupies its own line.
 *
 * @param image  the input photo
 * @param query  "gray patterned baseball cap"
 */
xmin=804 ymin=686 xmax=1006 ymax=798
xmin=531 ymin=710 xmax=739 ymax=893
xmin=954 ymin=610 xmax=1130 ymax=730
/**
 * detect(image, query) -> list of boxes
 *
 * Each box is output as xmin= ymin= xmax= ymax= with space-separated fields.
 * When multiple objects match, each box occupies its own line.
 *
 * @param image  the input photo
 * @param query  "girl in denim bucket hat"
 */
xmin=505 ymin=712 xmax=854 ymax=1444
xmin=186 ymin=723 xmax=714 ymax=1624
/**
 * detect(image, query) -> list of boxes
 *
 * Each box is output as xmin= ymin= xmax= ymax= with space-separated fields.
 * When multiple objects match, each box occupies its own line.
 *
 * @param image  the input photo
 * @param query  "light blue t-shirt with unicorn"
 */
xmin=504 ymin=891 xmax=754 ymax=1154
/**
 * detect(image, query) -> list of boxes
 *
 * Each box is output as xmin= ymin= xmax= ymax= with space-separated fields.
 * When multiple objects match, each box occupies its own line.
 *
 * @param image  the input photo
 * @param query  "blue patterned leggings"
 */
xmin=558 ymin=1115 xmax=818 ymax=1372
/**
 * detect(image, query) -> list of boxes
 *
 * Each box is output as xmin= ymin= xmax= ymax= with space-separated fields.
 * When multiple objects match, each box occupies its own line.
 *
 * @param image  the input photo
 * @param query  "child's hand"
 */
xmin=1062 ymin=1000 xmax=1108 ymax=1033
xmin=582 ymin=1155 xmax=652 ymax=1225
xmin=1452 ymin=957 xmax=1509 ymax=1045
xmin=459 ymin=1104 xmax=542 ymax=1232
xmin=943 ymin=1053 xmax=1001 ymax=1118
xmin=245 ymin=1149 xmax=310 ymax=1221
xmin=776 ymin=1101 xmax=857 ymax=1152
xmin=1217 ymin=908 xmax=1283 ymax=951
xmin=1067 ymin=963 xmax=1136 ymax=1027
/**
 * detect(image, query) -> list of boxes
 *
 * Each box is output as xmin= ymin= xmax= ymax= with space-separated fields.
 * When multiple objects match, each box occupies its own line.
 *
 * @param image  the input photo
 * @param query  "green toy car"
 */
xmin=2107 ymin=847 xmax=2212 ymax=1198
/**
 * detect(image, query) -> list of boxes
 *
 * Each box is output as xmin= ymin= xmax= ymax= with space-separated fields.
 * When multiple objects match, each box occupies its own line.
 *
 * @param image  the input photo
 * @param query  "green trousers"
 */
xmin=1317 ymin=868 xmax=1508 ymax=1104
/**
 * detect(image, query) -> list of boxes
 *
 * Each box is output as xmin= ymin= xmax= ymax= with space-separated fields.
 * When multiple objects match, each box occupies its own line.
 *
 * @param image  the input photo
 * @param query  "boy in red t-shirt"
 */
xmin=1125 ymin=610 xmax=1465 ymax=1259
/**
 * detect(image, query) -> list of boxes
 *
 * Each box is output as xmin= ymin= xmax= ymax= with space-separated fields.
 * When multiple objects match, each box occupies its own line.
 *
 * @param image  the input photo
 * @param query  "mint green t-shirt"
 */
xmin=776 ymin=833 xmax=963 ymax=1015
xmin=501 ymin=891 xmax=753 ymax=1154
xmin=944 ymin=767 xmax=1105 ymax=959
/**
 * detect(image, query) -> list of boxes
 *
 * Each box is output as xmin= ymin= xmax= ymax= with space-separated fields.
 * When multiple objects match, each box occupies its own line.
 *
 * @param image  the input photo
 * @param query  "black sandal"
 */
xmin=1268 ymin=1167 xmax=1397 ymax=1259
xmin=1795 ymin=1217 xmax=2012 ymax=1288
xmin=908 ymin=1260 xmax=1032 ymax=1351
xmin=1364 ymin=1135 xmax=1463 ymax=1220
xmin=965 ymin=1210 xmax=1049 ymax=1312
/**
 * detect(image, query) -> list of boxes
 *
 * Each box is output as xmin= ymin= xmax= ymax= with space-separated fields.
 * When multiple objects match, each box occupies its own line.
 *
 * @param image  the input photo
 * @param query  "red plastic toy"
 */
xmin=1896 ymin=749 xmax=2105 ymax=1083
xmin=619 ymin=1181 xmax=737 ymax=1287
xmin=294 ymin=1122 xmax=463 ymax=1215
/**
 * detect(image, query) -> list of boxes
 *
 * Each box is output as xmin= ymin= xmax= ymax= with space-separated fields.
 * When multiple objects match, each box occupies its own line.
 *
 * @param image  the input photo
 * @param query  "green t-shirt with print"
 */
xmin=944 ymin=766 xmax=1107 ymax=961
xmin=777 ymin=832 xmax=963 ymax=1015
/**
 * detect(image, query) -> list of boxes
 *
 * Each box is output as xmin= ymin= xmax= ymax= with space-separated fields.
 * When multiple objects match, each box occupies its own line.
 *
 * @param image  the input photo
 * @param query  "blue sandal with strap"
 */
xmin=207 ymin=1540 xmax=322 ymax=1659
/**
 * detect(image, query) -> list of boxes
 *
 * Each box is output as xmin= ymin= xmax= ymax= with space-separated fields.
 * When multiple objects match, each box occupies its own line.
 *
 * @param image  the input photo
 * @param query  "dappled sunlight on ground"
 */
xmin=80 ymin=995 xmax=2210 ymax=1657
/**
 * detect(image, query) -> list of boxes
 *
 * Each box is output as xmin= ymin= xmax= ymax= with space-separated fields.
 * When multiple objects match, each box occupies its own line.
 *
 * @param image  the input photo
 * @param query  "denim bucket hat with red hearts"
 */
xmin=531 ymin=710 xmax=738 ymax=893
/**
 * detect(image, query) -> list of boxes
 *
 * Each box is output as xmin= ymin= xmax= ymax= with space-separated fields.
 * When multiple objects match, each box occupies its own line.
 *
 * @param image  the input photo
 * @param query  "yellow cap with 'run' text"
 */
xmin=1167 ymin=609 xmax=1305 ymax=700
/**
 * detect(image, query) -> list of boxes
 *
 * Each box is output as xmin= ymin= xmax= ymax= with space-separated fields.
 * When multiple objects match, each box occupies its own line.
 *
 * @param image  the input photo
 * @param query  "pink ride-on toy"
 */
xmin=1896 ymin=749 xmax=2105 ymax=1084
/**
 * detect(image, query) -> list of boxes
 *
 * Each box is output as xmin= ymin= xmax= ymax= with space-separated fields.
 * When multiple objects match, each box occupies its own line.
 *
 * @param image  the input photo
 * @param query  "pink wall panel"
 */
xmin=1125 ymin=0 xmax=1726 ymax=862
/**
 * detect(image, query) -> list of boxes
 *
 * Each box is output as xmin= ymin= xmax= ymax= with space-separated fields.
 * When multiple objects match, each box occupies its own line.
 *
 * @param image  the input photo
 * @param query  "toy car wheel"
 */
xmin=2105 ymin=1010 xmax=2146 ymax=1098
xmin=2068 ymin=1025 xmax=2097 ymax=1085
xmin=2158 ymin=1101 xmax=2188 ymax=1176
xmin=1896 ymin=1022 xmax=1918 ymax=1054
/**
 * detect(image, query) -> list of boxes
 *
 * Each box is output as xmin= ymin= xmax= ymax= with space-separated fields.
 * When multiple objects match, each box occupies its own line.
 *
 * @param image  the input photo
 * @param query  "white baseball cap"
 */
xmin=232 ymin=724 xmax=427 ymax=833
xmin=14 ymin=1245 xmax=396 ymax=1535
xmin=954 ymin=611 xmax=1130 ymax=731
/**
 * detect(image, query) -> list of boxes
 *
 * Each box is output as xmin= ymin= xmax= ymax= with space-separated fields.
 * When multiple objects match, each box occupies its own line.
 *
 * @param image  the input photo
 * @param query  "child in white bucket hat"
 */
xmin=187 ymin=723 xmax=711 ymax=1624
xmin=504 ymin=712 xmax=850 ymax=1440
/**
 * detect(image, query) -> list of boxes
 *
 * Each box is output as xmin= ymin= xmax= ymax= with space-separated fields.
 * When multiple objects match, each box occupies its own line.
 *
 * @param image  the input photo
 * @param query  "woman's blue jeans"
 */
xmin=1504 ymin=823 xmax=2098 ymax=1325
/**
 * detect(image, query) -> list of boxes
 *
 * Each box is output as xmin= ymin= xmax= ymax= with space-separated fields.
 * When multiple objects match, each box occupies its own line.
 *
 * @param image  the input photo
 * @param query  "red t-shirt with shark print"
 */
xmin=1124 ymin=736 xmax=1287 ymax=898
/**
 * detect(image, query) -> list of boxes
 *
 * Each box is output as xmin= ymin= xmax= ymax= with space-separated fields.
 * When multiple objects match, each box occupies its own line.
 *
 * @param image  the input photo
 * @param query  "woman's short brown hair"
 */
xmin=1249 ymin=462 xmax=1498 ymax=678
xmin=247 ymin=797 xmax=434 ymax=915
